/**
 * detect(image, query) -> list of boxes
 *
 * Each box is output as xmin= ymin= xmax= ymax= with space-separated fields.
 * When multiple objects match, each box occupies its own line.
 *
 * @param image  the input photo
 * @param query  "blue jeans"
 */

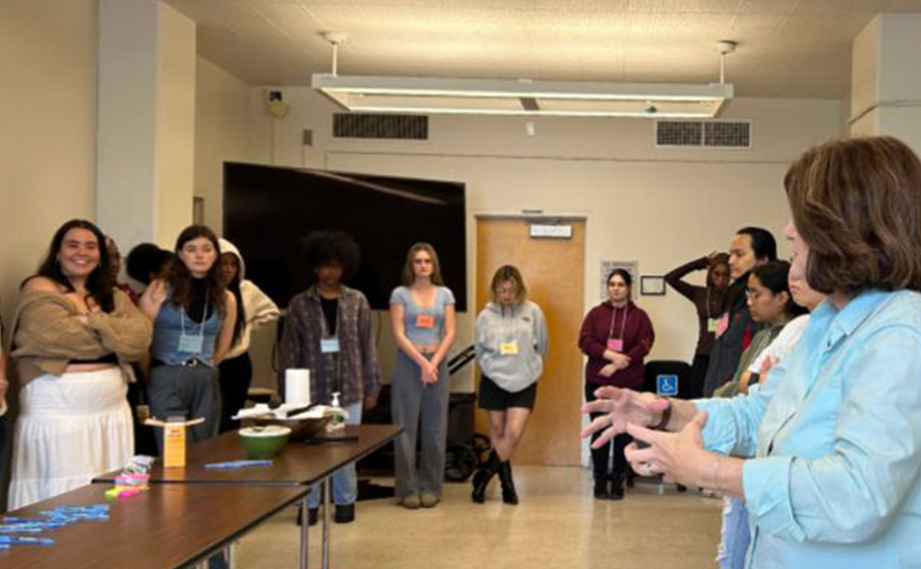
xmin=308 ymin=400 xmax=363 ymax=508
xmin=716 ymin=495 xmax=751 ymax=569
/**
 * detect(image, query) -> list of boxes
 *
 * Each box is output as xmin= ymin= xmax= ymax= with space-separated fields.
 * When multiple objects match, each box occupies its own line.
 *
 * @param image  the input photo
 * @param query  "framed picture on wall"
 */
xmin=640 ymin=276 xmax=666 ymax=296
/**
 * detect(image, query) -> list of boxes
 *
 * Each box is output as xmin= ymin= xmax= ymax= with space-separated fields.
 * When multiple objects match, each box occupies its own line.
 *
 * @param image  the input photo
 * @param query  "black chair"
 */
xmin=643 ymin=360 xmax=692 ymax=399
xmin=641 ymin=359 xmax=692 ymax=494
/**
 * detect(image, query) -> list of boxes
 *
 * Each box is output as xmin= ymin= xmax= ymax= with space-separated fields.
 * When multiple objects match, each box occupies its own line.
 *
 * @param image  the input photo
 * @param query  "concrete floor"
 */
xmin=234 ymin=466 xmax=723 ymax=569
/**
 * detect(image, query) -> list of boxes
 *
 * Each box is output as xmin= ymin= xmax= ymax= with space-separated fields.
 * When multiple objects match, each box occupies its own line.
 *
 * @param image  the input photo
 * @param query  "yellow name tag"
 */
xmin=500 ymin=341 xmax=519 ymax=356
xmin=707 ymin=318 xmax=719 ymax=333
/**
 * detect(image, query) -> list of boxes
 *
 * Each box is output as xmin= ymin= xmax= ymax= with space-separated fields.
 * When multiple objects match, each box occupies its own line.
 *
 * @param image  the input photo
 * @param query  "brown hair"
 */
xmin=784 ymin=136 xmax=921 ymax=295
xmin=401 ymin=242 xmax=444 ymax=286
xmin=166 ymin=225 xmax=228 ymax=315
xmin=33 ymin=219 xmax=116 ymax=312
xmin=489 ymin=265 xmax=527 ymax=304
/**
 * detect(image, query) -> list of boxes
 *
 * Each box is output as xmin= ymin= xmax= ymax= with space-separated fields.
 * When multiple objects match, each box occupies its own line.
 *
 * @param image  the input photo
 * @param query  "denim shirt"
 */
xmin=696 ymin=290 xmax=921 ymax=568
xmin=152 ymin=292 xmax=222 ymax=366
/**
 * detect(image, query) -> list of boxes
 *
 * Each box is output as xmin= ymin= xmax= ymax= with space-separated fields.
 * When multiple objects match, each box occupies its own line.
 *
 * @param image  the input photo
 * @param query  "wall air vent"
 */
xmin=333 ymin=113 xmax=428 ymax=140
xmin=656 ymin=120 xmax=751 ymax=149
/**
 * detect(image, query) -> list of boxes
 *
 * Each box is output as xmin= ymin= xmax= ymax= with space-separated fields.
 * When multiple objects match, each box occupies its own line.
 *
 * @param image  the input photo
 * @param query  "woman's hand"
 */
xmin=599 ymin=363 xmax=618 ymax=378
xmin=611 ymin=352 xmax=632 ymax=370
xmin=624 ymin=411 xmax=709 ymax=486
xmin=420 ymin=360 xmax=438 ymax=385
xmin=581 ymin=386 xmax=668 ymax=447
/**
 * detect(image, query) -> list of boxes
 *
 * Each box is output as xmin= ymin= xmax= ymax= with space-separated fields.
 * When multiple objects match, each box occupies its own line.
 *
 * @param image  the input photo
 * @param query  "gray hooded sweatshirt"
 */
xmin=474 ymin=300 xmax=549 ymax=393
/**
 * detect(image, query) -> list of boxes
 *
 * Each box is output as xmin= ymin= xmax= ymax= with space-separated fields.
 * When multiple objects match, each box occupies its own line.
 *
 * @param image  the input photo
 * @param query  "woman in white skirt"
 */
xmin=6 ymin=219 xmax=152 ymax=509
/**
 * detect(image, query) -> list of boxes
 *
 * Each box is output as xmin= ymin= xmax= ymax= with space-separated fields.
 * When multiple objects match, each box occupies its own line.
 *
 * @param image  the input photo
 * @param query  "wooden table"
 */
xmin=92 ymin=423 xmax=402 ymax=569
xmin=94 ymin=424 xmax=402 ymax=487
xmin=1 ymin=483 xmax=309 ymax=569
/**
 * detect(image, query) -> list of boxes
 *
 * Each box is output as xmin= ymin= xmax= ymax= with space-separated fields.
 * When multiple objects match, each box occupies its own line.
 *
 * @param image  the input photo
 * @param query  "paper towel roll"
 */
xmin=285 ymin=369 xmax=311 ymax=406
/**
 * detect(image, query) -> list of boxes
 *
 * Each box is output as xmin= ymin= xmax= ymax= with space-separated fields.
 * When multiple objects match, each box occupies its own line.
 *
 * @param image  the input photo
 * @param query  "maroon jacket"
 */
xmin=579 ymin=300 xmax=655 ymax=389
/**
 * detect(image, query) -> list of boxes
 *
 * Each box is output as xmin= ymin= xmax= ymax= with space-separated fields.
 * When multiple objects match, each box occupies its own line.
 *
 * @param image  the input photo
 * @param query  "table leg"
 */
xmin=299 ymin=496 xmax=310 ymax=569
xmin=322 ymin=477 xmax=331 ymax=569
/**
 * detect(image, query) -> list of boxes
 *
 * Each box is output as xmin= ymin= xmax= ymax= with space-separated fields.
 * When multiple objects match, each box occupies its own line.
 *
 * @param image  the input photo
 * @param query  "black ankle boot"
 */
xmin=609 ymin=473 xmax=625 ymax=501
xmin=498 ymin=461 xmax=519 ymax=505
xmin=471 ymin=450 xmax=501 ymax=503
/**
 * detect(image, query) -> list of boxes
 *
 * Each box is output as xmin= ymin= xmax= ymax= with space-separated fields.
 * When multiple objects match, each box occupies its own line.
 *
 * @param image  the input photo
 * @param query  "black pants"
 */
xmin=218 ymin=353 xmax=253 ymax=433
xmin=687 ymin=353 xmax=710 ymax=400
xmin=126 ymin=379 xmax=159 ymax=456
xmin=585 ymin=382 xmax=632 ymax=480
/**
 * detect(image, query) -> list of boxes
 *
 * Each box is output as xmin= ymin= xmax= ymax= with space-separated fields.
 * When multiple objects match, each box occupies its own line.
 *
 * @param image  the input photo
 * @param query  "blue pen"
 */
xmin=0 ymin=536 xmax=55 ymax=546
xmin=204 ymin=459 xmax=274 ymax=469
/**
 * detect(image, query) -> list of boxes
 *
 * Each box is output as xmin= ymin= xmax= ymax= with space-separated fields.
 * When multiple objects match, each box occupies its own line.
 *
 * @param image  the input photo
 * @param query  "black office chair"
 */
xmin=643 ymin=359 xmax=693 ymax=399
xmin=641 ymin=359 xmax=692 ymax=494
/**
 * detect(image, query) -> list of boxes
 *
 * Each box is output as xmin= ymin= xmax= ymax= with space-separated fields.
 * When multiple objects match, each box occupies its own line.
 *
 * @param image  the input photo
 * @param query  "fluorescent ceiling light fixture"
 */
xmin=312 ymin=34 xmax=737 ymax=118
xmin=311 ymin=75 xmax=734 ymax=118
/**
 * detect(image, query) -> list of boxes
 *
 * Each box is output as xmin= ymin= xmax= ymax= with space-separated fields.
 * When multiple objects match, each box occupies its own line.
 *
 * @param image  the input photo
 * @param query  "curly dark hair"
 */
xmin=126 ymin=243 xmax=174 ymax=285
xmin=33 ymin=219 xmax=116 ymax=312
xmin=302 ymin=231 xmax=361 ymax=283
xmin=785 ymin=136 xmax=921 ymax=294
xmin=166 ymin=225 xmax=227 ymax=315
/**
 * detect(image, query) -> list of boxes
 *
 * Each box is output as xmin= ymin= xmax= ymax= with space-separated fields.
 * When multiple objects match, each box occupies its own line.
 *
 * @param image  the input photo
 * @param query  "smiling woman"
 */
xmin=6 ymin=219 xmax=152 ymax=509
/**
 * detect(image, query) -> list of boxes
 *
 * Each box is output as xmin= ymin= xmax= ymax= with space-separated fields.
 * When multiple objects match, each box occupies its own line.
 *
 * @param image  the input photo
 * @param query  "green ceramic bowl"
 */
xmin=239 ymin=425 xmax=292 ymax=459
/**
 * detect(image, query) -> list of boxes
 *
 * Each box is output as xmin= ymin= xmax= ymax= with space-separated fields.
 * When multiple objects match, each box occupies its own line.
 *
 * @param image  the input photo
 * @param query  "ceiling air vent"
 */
xmin=333 ymin=113 xmax=428 ymax=140
xmin=704 ymin=121 xmax=751 ymax=148
xmin=656 ymin=121 xmax=703 ymax=147
xmin=656 ymin=120 xmax=751 ymax=149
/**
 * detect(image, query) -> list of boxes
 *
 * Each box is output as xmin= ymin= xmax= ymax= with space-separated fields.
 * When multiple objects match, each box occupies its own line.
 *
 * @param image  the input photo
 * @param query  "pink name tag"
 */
xmin=607 ymin=339 xmax=624 ymax=352
xmin=714 ymin=314 xmax=730 ymax=339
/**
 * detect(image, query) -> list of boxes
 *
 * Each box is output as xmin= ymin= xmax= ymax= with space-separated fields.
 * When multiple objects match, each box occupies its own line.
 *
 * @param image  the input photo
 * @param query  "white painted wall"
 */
xmin=194 ymin=57 xmax=252 ymax=233
xmin=232 ymin=87 xmax=844 ymax=392
xmin=0 ymin=0 xmax=98 ymax=326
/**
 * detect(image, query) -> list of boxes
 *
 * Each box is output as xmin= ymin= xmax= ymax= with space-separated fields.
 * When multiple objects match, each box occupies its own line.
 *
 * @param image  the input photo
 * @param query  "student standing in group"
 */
xmin=279 ymin=231 xmax=381 ymax=524
xmin=702 ymin=227 xmax=776 ymax=397
xmin=6 ymin=219 xmax=152 ymax=508
xmin=0 ymin=316 xmax=10 ymax=509
xmin=713 ymin=264 xmax=820 ymax=569
xmin=664 ymin=253 xmax=730 ymax=399
xmin=471 ymin=266 xmax=548 ymax=505
xmin=390 ymin=243 xmax=455 ymax=510
xmin=217 ymin=239 xmax=279 ymax=433
xmin=126 ymin=243 xmax=173 ymax=292
xmin=579 ymin=268 xmax=654 ymax=500
xmin=140 ymin=225 xmax=237 ymax=450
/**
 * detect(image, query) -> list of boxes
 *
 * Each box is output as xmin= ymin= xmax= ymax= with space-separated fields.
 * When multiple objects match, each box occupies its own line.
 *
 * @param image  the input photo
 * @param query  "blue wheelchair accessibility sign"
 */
xmin=656 ymin=374 xmax=679 ymax=396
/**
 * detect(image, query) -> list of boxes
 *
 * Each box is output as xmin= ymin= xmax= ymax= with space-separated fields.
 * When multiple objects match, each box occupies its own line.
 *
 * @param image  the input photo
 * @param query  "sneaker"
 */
xmin=308 ymin=508 xmax=319 ymax=526
xmin=420 ymin=493 xmax=440 ymax=508
xmin=335 ymin=504 xmax=355 ymax=523
xmin=401 ymin=493 xmax=421 ymax=510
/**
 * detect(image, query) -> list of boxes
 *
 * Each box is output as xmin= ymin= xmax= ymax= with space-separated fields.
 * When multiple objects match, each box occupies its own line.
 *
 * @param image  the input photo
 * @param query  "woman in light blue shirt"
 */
xmin=390 ymin=242 xmax=456 ymax=510
xmin=583 ymin=136 xmax=921 ymax=568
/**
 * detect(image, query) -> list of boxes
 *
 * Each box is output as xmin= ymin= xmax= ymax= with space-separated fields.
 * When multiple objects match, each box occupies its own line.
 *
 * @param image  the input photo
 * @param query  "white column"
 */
xmin=97 ymin=0 xmax=196 ymax=249
xmin=850 ymin=14 xmax=921 ymax=154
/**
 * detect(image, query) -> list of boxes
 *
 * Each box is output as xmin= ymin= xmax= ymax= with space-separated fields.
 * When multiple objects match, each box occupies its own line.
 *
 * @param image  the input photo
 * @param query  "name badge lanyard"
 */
xmin=179 ymin=292 xmax=209 ymax=356
xmin=319 ymin=300 xmax=342 ymax=400
xmin=607 ymin=305 xmax=629 ymax=351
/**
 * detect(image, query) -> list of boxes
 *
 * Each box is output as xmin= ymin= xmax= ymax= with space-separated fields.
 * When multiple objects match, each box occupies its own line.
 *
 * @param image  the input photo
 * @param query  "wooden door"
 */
xmin=475 ymin=217 xmax=585 ymax=466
